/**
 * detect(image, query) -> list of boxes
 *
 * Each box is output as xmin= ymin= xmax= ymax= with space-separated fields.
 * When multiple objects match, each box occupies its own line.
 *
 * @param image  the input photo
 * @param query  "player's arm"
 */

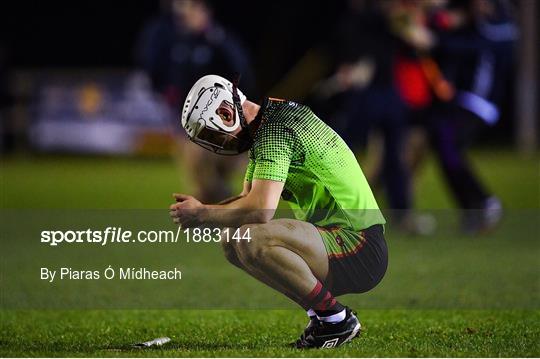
xmin=171 ymin=123 xmax=292 ymax=227
xmin=216 ymin=180 xmax=252 ymax=205
xmin=170 ymin=179 xmax=283 ymax=228
xmin=204 ymin=178 xmax=282 ymax=225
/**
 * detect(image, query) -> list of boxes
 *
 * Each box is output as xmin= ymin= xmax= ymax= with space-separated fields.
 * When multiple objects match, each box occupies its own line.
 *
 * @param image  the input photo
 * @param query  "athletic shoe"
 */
xmin=296 ymin=316 xmax=320 ymax=343
xmin=462 ymin=196 xmax=503 ymax=234
xmin=294 ymin=307 xmax=361 ymax=349
xmin=396 ymin=212 xmax=437 ymax=236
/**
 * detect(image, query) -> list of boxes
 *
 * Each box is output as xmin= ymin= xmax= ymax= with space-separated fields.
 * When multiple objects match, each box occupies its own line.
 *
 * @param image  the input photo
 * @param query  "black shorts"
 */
xmin=317 ymin=224 xmax=388 ymax=296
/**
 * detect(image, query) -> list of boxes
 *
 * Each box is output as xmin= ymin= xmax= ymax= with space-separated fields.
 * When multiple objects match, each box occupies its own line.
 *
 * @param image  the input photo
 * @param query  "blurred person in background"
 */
xmin=425 ymin=0 xmax=516 ymax=233
xmin=136 ymin=0 xmax=255 ymax=203
xmin=309 ymin=0 xmax=435 ymax=234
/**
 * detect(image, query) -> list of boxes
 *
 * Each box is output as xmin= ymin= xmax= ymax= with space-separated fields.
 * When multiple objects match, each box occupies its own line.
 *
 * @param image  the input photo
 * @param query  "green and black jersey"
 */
xmin=245 ymin=98 xmax=385 ymax=231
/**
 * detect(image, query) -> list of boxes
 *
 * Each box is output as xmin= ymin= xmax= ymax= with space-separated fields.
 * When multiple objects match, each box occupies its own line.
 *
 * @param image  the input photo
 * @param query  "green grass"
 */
xmin=1 ymin=310 xmax=539 ymax=357
xmin=1 ymin=150 xmax=538 ymax=210
xmin=1 ymin=150 xmax=539 ymax=357
xmin=0 ymin=155 xmax=186 ymax=209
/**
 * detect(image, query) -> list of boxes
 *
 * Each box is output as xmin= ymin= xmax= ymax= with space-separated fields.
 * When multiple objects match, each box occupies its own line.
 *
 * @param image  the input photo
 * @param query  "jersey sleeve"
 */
xmin=251 ymin=123 xmax=295 ymax=182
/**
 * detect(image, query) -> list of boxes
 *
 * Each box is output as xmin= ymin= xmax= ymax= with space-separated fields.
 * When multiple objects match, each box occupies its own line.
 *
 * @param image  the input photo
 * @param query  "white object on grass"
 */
xmin=133 ymin=337 xmax=171 ymax=348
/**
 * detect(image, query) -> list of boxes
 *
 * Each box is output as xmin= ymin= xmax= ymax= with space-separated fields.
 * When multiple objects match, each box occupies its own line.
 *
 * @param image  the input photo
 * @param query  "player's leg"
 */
xmin=221 ymin=237 xmax=299 ymax=302
xmin=232 ymin=219 xmax=329 ymax=304
xmin=222 ymin=225 xmax=324 ymax=334
xmin=227 ymin=219 xmax=361 ymax=348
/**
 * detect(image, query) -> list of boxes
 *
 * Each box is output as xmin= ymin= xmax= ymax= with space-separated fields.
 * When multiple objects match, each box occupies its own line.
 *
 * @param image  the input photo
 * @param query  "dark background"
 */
xmin=1 ymin=0 xmax=346 ymax=92
xmin=1 ymin=0 xmax=537 ymax=145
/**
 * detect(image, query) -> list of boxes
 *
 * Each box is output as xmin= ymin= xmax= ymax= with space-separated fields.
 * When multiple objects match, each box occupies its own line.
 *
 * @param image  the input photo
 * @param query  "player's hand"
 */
xmin=169 ymin=193 xmax=206 ymax=227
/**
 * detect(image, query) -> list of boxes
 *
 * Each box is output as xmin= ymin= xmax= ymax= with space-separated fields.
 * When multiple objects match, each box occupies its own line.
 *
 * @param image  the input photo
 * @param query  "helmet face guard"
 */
xmin=181 ymin=74 xmax=252 ymax=155
xmin=191 ymin=125 xmax=251 ymax=155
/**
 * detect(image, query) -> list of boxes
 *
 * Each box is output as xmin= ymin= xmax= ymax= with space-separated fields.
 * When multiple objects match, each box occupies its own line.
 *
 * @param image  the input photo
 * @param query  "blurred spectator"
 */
xmin=136 ymin=0 xmax=255 ymax=105
xmin=135 ymin=0 xmax=255 ymax=203
xmin=426 ymin=0 xmax=517 ymax=233
xmin=309 ymin=0 xmax=425 ymax=233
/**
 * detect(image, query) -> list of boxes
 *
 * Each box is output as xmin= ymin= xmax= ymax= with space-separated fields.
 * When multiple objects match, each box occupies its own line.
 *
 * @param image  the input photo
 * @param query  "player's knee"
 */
xmin=221 ymin=239 xmax=238 ymax=265
xmin=221 ymin=229 xmax=242 ymax=267
xmin=236 ymin=223 xmax=272 ymax=267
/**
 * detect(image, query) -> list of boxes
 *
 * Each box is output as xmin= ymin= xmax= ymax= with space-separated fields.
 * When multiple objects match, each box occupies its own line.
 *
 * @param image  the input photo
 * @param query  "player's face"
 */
xmin=215 ymin=100 xmax=237 ymax=132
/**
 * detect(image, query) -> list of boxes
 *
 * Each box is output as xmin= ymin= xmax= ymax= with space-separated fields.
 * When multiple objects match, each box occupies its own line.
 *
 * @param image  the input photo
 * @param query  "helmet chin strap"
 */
xmin=232 ymin=74 xmax=249 ymax=130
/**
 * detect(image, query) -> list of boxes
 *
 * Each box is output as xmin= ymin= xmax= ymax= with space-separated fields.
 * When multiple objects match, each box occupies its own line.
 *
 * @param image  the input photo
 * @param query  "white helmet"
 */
xmin=181 ymin=74 xmax=250 ymax=155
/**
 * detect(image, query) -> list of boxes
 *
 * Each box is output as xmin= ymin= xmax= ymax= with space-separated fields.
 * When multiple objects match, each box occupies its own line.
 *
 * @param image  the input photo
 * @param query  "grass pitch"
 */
xmin=1 ymin=310 xmax=538 ymax=357
xmin=1 ymin=150 xmax=539 ymax=357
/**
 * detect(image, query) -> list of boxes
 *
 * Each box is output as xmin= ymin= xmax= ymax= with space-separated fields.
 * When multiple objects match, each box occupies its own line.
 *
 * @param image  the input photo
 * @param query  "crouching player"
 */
xmin=169 ymin=75 xmax=388 ymax=349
